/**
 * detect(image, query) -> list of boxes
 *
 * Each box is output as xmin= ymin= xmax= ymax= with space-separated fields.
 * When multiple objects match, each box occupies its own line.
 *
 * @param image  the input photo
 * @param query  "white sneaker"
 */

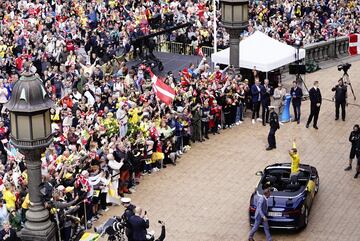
xmin=252 ymin=119 xmax=255 ymax=124
xmin=236 ymin=122 xmax=240 ymax=125
xmin=152 ymin=168 xmax=157 ymax=172
xmin=239 ymin=121 xmax=243 ymax=124
xmin=178 ymin=150 xmax=183 ymax=155
xmin=257 ymin=118 xmax=262 ymax=122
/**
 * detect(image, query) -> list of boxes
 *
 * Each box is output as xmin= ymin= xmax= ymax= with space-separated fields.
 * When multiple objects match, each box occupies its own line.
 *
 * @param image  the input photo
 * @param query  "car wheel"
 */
xmin=303 ymin=206 xmax=309 ymax=228
xmin=315 ymin=177 xmax=320 ymax=194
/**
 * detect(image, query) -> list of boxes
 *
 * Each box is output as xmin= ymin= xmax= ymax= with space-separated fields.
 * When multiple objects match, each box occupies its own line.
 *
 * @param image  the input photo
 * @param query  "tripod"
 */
xmin=296 ymin=74 xmax=309 ymax=99
xmin=341 ymin=72 xmax=356 ymax=100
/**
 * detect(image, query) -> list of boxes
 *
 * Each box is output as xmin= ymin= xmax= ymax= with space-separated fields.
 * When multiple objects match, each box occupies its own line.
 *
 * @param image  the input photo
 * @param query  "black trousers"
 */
xmin=201 ymin=121 xmax=209 ymax=137
xmin=224 ymin=113 xmax=233 ymax=127
xmin=262 ymin=104 xmax=269 ymax=124
xmin=211 ymin=118 xmax=220 ymax=134
xmin=252 ymin=102 xmax=261 ymax=119
xmin=100 ymin=192 xmax=107 ymax=210
xmin=63 ymin=226 xmax=72 ymax=241
xmin=292 ymin=104 xmax=301 ymax=122
xmin=335 ymin=101 xmax=346 ymax=120
xmin=307 ymin=105 xmax=320 ymax=127
xmin=267 ymin=128 xmax=277 ymax=148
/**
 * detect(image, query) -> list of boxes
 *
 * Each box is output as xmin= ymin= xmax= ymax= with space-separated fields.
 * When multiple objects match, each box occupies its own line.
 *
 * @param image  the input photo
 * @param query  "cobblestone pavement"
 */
xmin=95 ymin=60 xmax=360 ymax=241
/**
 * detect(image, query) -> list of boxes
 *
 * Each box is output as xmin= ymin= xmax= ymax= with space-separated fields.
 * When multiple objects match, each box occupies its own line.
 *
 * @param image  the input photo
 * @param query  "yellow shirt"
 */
xmin=22 ymin=193 xmax=30 ymax=209
xmin=3 ymin=189 xmax=16 ymax=210
xmin=290 ymin=142 xmax=300 ymax=174
xmin=0 ymin=44 xmax=7 ymax=58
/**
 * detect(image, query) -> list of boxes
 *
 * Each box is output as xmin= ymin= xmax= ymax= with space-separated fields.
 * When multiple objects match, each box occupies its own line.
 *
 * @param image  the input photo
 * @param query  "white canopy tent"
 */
xmin=211 ymin=31 xmax=306 ymax=72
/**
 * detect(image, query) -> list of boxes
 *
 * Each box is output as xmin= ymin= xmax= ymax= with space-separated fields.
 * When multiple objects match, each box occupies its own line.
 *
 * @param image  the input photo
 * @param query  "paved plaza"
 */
xmin=96 ymin=60 xmax=360 ymax=241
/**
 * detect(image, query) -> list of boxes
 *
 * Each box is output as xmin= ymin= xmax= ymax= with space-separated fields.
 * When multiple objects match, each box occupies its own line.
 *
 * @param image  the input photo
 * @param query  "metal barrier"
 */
xmin=156 ymin=41 xmax=221 ymax=56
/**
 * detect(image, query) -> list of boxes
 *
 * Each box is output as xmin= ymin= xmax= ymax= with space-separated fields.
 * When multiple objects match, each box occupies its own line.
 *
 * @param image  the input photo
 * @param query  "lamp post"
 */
xmin=220 ymin=0 xmax=249 ymax=71
xmin=5 ymin=69 xmax=56 ymax=241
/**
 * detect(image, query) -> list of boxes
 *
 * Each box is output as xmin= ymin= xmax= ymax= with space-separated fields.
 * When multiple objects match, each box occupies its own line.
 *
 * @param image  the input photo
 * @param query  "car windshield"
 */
xmin=257 ymin=168 xmax=310 ymax=196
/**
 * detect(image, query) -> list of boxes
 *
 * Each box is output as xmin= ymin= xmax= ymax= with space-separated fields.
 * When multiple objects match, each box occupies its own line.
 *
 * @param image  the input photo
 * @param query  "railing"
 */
xmin=155 ymin=41 xmax=222 ymax=57
xmin=304 ymin=36 xmax=349 ymax=62
xmin=155 ymin=37 xmax=350 ymax=64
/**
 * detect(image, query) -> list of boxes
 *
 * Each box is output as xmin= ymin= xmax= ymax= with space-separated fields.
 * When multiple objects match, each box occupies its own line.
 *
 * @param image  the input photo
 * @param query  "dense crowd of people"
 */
xmin=0 ymin=0 xmax=358 ymax=240
xmin=247 ymin=0 xmax=360 ymax=45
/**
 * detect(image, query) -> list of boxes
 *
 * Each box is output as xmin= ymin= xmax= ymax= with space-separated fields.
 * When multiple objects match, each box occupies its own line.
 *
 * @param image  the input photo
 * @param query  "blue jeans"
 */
xmin=175 ymin=136 xmax=183 ymax=152
xmin=235 ymin=105 xmax=243 ymax=123
xmin=248 ymin=217 xmax=272 ymax=241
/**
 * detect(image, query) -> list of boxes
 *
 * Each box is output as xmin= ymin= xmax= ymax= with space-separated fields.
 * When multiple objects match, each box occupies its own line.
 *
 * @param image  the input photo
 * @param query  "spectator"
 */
xmin=0 ymin=221 xmax=19 ymax=241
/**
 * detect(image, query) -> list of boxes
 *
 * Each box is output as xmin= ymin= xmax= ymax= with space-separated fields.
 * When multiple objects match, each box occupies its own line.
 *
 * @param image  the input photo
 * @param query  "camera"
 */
xmin=94 ymin=216 xmax=126 ymax=237
xmin=337 ymin=63 xmax=351 ymax=74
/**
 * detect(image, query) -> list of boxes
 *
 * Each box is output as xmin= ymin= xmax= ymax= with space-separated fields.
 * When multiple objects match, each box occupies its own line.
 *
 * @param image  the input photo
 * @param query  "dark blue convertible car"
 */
xmin=249 ymin=163 xmax=319 ymax=229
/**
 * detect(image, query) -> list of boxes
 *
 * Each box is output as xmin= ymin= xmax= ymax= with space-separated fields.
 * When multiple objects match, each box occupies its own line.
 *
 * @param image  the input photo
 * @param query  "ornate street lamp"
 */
xmin=220 ymin=0 xmax=249 ymax=70
xmin=5 ymin=68 xmax=56 ymax=241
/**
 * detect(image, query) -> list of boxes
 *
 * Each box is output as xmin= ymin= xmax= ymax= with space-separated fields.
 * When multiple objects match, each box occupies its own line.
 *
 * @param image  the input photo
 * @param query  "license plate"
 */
xmin=268 ymin=211 xmax=282 ymax=217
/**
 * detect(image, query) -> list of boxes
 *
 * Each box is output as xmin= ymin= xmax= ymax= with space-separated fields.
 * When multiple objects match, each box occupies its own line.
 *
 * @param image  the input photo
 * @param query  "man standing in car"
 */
xmin=306 ymin=81 xmax=322 ymax=129
xmin=248 ymin=188 xmax=272 ymax=241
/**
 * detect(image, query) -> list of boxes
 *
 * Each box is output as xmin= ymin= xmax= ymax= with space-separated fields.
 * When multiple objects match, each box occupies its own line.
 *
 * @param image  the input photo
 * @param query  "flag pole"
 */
xmin=213 ymin=0 xmax=217 ymax=54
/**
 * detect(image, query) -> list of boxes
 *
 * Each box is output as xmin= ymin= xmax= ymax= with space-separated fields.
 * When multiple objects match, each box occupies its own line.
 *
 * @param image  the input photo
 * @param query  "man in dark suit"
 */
xmin=306 ymin=81 xmax=322 ymax=129
xmin=266 ymin=106 xmax=280 ymax=151
xmin=261 ymin=79 xmax=273 ymax=126
xmin=248 ymin=188 xmax=272 ymax=241
xmin=129 ymin=207 xmax=149 ymax=241
xmin=251 ymin=79 xmax=264 ymax=124
xmin=0 ymin=221 xmax=20 ymax=241
xmin=290 ymin=81 xmax=303 ymax=124
xmin=332 ymin=78 xmax=347 ymax=121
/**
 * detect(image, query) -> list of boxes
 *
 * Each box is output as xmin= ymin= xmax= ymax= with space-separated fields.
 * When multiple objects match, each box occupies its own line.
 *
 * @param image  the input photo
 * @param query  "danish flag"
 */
xmin=348 ymin=34 xmax=360 ymax=56
xmin=147 ymin=68 xmax=175 ymax=106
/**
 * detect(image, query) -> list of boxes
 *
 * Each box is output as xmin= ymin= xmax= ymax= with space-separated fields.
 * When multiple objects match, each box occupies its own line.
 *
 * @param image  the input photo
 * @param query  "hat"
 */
xmin=121 ymin=197 xmax=131 ymax=204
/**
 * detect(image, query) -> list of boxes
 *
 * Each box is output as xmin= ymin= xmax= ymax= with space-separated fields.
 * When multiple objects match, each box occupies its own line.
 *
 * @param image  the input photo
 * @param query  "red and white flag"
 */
xmin=196 ymin=46 xmax=204 ymax=57
xmin=147 ymin=68 xmax=175 ymax=106
xmin=348 ymin=34 xmax=360 ymax=56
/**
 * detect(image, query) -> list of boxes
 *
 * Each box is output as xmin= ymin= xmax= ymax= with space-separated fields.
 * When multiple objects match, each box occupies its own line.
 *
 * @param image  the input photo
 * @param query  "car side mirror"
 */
xmin=255 ymin=171 xmax=263 ymax=176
